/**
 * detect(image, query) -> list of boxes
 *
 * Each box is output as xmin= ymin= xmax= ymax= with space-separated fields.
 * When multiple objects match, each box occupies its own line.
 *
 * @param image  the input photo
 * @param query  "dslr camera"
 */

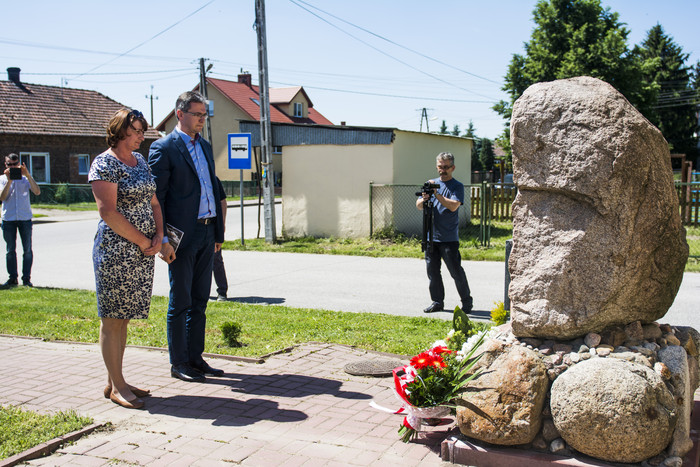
xmin=9 ymin=167 xmax=22 ymax=180
xmin=415 ymin=182 xmax=440 ymax=197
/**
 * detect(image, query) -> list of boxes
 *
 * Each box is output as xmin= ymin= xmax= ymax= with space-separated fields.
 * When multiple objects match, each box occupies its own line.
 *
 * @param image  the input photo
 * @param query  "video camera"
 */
xmin=415 ymin=182 xmax=440 ymax=197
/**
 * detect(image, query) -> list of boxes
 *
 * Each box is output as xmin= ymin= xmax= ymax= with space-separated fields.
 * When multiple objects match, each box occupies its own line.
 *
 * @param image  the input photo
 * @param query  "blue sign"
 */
xmin=228 ymin=133 xmax=251 ymax=169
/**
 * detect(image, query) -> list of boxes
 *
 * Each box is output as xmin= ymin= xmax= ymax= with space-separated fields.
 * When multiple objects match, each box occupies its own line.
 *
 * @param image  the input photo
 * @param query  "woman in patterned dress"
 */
xmin=89 ymin=109 xmax=163 ymax=409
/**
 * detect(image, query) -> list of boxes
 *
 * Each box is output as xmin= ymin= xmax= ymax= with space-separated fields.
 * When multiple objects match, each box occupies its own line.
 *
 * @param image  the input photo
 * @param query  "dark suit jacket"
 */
xmin=148 ymin=130 xmax=224 ymax=250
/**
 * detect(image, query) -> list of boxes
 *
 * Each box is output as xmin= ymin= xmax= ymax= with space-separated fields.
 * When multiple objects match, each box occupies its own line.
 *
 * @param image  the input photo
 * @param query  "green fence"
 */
xmin=29 ymin=184 xmax=95 ymax=205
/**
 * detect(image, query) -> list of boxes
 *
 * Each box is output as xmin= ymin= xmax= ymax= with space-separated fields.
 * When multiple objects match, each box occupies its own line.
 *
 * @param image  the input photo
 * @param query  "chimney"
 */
xmin=7 ymin=67 xmax=20 ymax=83
xmin=238 ymin=73 xmax=252 ymax=87
xmin=340 ymin=121 xmax=346 ymax=126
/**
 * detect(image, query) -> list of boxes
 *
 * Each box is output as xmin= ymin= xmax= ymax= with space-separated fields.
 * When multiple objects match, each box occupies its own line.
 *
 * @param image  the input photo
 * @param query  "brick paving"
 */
xmin=0 ymin=336 xmax=455 ymax=466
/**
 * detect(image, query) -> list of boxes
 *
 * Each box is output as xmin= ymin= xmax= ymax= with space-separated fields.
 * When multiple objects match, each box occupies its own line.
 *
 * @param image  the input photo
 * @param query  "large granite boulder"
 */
xmin=550 ymin=358 xmax=677 ymax=463
xmin=509 ymin=76 xmax=688 ymax=340
xmin=456 ymin=343 xmax=548 ymax=445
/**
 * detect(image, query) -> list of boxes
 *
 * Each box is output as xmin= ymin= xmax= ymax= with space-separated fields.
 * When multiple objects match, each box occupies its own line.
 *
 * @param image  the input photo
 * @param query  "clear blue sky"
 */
xmin=1 ymin=0 xmax=698 ymax=140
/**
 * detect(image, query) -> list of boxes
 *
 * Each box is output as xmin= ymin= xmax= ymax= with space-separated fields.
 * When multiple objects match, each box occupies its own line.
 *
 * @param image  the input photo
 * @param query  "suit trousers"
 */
xmin=167 ymin=222 xmax=215 ymax=366
xmin=425 ymin=241 xmax=473 ymax=311
xmin=213 ymin=249 xmax=228 ymax=296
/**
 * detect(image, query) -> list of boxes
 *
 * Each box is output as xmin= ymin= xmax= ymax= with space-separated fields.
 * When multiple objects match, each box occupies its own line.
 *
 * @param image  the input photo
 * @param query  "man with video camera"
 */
xmin=0 ymin=153 xmax=41 ymax=287
xmin=416 ymin=152 xmax=473 ymax=314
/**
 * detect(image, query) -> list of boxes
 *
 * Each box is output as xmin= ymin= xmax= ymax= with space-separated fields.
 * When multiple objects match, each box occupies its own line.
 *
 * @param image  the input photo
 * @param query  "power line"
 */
xmin=292 ymin=0 xmax=502 ymax=86
xmin=287 ymin=0 xmax=498 ymax=101
xmin=22 ymin=68 xmax=193 ymax=76
xmin=71 ymin=0 xmax=216 ymax=80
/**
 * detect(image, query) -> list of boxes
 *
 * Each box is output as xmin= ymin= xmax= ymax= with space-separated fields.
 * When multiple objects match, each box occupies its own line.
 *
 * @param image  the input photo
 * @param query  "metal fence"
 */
xmin=369 ymin=182 xmax=517 ymax=246
xmin=29 ymin=184 xmax=95 ymax=205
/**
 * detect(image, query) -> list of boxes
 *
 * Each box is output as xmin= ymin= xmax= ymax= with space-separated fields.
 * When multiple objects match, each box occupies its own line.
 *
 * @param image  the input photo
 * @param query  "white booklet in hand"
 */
xmin=166 ymin=223 xmax=184 ymax=253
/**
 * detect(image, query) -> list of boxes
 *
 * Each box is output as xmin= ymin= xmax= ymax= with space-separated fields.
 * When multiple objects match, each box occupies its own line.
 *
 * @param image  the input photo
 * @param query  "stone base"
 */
xmin=441 ymin=396 xmax=700 ymax=467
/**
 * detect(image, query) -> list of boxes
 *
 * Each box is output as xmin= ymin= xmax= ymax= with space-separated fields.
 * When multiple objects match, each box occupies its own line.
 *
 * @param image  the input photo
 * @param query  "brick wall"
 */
xmin=0 ymin=134 xmax=157 ymax=183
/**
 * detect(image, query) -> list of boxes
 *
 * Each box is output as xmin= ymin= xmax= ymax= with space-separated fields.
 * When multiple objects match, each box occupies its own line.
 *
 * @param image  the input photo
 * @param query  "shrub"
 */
xmin=55 ymin=184 xmax=70 ymax=204
xmin=490 ymin=301 xmax=509 ymax=325
xmin=221 ymin=321 xmax=242 ymax=347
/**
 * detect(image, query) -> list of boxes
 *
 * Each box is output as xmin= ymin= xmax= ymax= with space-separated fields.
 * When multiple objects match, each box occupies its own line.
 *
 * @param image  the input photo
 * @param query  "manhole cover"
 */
xmin=344 ymin=359 xmax=404 ymax=377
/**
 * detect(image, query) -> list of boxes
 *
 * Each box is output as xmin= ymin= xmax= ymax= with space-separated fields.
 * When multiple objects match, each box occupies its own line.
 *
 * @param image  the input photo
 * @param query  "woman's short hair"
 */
xmin=106 ymin=109 xmax=148 ymax=148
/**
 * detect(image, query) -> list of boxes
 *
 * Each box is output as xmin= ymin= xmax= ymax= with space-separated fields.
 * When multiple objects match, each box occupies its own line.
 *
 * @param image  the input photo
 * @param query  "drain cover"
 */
xmin=344 ymin=359 xmax=404 ymax=377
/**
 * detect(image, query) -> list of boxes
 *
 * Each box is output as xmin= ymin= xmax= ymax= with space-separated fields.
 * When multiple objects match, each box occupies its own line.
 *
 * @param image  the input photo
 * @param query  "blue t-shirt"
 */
xmin=429 ymin=177 xmax=464 ymax=243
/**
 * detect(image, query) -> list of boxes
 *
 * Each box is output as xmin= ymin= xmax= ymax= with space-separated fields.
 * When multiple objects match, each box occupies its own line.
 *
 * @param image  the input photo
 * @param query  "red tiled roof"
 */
xmin=155 ymin=78 xmax=334 ymax=131
xmin=0 ymin=80 xmax=160 ymax=139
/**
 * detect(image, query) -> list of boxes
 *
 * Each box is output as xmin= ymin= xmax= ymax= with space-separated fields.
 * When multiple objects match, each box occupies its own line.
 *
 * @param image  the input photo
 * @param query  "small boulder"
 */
xmin=456 ymin=345 xmax=548 ymax=445
xmin=550 ymin=358 xmax=677 ymax=463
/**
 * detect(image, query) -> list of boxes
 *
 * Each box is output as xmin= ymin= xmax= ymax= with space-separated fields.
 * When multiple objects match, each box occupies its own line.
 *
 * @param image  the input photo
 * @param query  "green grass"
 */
xmin=0 ymin=287 xmax=489 ymax=358
xmin=0 ymin=405 xmax=93 ymax=459
xmin=686 ymin=226 xmax=700 ymax=272
xmin=226 ymin=222 xmax=700 ymax=272
xmin=33 ymin=202 xmax=97 ymax=211
xmin=225 ymin=220 xmax=513 ymax=262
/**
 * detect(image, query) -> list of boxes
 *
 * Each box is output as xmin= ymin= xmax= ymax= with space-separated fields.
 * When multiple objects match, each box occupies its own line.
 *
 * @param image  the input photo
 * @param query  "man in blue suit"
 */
xmin=149 ymin=91 xmax=225 ymax=383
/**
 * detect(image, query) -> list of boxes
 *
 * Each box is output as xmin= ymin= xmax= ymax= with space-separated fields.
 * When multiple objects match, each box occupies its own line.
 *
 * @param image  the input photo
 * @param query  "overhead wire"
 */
xmin=292 ymin=0 xmax=502 ymax=86
xmin=287 ymin=0 xmax=499 ymax=102
xmin=70 ymin=0 xmax=216 ymax=80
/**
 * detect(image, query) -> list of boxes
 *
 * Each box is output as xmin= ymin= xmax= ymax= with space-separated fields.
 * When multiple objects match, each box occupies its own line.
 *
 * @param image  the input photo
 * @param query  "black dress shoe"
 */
xmin=2 ymin=279 xmax=18 ymax=287
xmin=423 ymin=301 xmax=444 ymax=313
xmin=22 ymin=281 xmax=33 ymax=287
xmin=171 ymin=364 xmax=206 ymax=382
xmin=191 ymin=360 xmax=224 ymax=377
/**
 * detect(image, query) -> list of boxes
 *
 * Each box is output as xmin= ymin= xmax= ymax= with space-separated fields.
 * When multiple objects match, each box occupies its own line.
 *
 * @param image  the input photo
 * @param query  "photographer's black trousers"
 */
xmin=425 ymin=241 xmax=473 ymax=311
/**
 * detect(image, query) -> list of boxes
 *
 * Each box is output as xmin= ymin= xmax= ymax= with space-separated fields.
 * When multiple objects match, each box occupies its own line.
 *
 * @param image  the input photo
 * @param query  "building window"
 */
xmin=77 ymin=155 xmax=90 ymax=175
xmin=19 ymin=152 xmax=50 ymax=183
xmin=272 ymin=146 xmax=282 ymax=154
xmin=294 ymin=102 xmax=303 ymax=117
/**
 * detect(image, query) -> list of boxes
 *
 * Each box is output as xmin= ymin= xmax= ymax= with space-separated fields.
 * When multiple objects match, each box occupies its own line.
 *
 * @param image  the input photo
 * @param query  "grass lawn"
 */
xmin=0 ymin=287 xmax=490 ymax=358
xmin=224 ymin=220 xmax=514 ymax=262
xmin=0 ymin=405 xmax=93 ymax=460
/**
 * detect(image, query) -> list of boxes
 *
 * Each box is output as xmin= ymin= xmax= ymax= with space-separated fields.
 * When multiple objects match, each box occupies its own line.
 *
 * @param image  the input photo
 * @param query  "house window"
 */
xmin=272 ymin=146 xmax=282 ymax=154
xmin=77 ymin=155 xmax=90 ymax=175
xmin=19 ymin=152 xmax=50 ymax=183
xmin=294 ymin=102 xmax=303 ymax=117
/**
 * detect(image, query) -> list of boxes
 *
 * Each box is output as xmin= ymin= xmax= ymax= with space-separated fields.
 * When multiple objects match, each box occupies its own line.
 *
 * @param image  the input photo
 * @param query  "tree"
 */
xmin=632 ymin=25 xmax=698 ymax=160
xmin=495 ymin=0 xmax=654 ymax=125
xmin=451 ymin=124 xmax=461 ymax=136
xmin=479 ymin=138 xmax=495 ymax=172
xmin=463 ymin=120 xmax=476 ymax=139
xmin=439 ymin=120 xmax=448 ymax=134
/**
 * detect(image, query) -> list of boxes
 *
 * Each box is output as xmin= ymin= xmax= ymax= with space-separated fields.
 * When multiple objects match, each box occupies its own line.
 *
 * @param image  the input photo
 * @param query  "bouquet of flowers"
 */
xmin=391 ymin=331 xmax=486 ymax=442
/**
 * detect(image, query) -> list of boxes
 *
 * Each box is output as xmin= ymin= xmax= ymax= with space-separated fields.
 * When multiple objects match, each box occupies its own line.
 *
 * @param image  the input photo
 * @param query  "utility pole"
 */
xmin=145 ymin=85 xmax=158 ymax=126
xmin=199 ymin=58 xmax=214 ymax=149
xmin=255 ymin=0 xmax=277 ymax=243
xmin=418 ymin=107 xmax=433 ymax=132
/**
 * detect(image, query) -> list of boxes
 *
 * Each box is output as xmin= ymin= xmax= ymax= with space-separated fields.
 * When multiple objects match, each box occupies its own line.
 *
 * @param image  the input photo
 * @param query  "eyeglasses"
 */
xmin=128 ymin=109 xmax=144 ymax=119
xmin=185 ymin=111 xmax=208 ymax=119
xmin=437 ymin=165 xmax=453 ymax=169
xmin=5 ymin=160 xmax=20 ymax=167
xmin=129 ymin=125 xmax=146 ymax=136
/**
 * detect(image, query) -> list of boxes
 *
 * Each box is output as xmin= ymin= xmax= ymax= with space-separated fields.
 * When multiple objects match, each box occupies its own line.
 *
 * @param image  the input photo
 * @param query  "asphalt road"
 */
xmin=27 ymin=205 xmax=699 ymax=327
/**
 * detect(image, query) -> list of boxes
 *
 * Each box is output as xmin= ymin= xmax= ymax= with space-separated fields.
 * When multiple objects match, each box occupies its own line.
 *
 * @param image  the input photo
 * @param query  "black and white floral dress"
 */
xmin=89 ymin=152 xmax=156 ymax=319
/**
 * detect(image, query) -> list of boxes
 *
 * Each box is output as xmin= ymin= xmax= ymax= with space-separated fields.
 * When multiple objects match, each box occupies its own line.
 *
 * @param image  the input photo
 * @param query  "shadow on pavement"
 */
xmin=145 ymin=395 xmax=307 ymax=426
xmin=210 ymin=372 xmax=372 ymax=400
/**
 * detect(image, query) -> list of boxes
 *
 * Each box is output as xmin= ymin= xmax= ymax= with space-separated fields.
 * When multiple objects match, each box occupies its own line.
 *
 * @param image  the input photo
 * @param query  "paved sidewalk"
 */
xmin=0 ymin=336 xmax=453 ymax=466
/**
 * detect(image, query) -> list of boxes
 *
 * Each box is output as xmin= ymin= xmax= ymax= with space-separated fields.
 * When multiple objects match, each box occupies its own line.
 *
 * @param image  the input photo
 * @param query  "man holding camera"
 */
xmin=416 ymin=152 xmax=473 ymax=314
xmin=0 ymin=153 xmax=41 ymax=287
